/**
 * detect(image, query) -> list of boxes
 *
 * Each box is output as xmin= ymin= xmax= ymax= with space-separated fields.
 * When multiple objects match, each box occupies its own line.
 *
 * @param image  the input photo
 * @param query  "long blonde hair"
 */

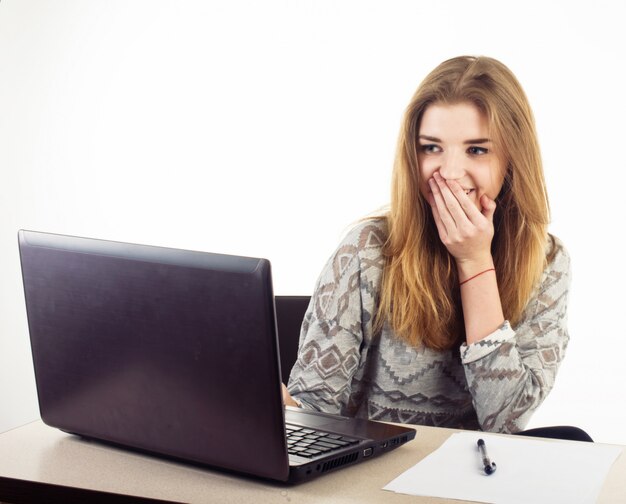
xmin=377 ymin=56 xmax=552 ymax=350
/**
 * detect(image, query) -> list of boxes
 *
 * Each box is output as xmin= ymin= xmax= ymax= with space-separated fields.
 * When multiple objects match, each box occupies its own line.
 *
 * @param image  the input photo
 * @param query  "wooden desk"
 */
xmin=1 ymin=420 xmax=624 ymax=503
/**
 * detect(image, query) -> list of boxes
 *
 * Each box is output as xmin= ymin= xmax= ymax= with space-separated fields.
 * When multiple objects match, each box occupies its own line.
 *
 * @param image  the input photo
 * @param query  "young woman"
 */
xmin=283 ymin=56 xmax=571 ymax=434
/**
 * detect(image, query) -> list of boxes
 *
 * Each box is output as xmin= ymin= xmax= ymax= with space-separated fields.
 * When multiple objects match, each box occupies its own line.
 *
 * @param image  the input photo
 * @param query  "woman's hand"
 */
xmin=428 ymin=171 xmax=504 ymax=343
xmin=427 ymin=171 xmax=497 ymax=276
xmin=282 ymin=383 xmax=300 ymax=407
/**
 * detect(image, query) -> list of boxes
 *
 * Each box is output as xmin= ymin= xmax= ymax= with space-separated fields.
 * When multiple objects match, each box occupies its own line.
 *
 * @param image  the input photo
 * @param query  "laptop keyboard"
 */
xmin=286 ymin=424 xmax=360 ymax=458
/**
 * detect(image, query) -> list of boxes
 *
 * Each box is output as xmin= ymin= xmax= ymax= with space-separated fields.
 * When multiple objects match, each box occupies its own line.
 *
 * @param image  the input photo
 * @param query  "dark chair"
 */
xmin=275 ymin=296 xmax=311 ymax=384
xmin=516 ymin=426 xmax=593 ymax=442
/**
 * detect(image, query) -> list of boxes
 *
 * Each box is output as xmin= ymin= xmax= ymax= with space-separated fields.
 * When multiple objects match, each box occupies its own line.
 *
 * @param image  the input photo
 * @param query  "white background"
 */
xmin=1 ymin=1 xmax=625 ymax=444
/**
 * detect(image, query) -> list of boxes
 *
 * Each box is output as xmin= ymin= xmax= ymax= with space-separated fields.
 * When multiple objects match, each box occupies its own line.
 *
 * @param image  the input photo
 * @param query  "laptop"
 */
xmin=18 ymin=230 xmax=415 ymax=483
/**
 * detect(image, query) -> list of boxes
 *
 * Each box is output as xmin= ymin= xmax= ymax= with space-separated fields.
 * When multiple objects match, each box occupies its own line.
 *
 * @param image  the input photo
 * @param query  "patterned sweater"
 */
xmin=287 ymin=219 xmax=570 ymax=433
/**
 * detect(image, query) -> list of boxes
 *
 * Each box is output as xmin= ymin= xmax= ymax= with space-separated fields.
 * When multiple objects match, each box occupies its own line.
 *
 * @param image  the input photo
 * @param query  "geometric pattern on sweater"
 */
xmin=287 ymin=219 xmax=570 ymax=434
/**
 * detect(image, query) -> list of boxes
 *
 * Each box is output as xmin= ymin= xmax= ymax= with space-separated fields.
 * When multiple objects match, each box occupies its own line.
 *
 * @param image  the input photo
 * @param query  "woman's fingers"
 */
xmin=426 ymin=172 xmax=496 ymax=262
xmin=427 ymin=192 xmax=448 ymax=239
xmin=480 ymin=194 xmax=497 ymax=222
xmin=435 ymin=173 xmax=484 ymax=224
xmin=428 ymin=177 xmax=457 ymax=236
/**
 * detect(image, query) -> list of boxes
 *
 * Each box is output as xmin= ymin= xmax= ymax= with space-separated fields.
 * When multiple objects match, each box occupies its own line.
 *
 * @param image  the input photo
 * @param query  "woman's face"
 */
xmin=417 ymin=101 xmax=506 ymax=210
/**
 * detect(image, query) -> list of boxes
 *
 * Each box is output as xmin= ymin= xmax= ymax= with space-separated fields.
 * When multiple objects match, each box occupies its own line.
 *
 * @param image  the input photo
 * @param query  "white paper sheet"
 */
xmin=384 ymin=432 xmax=623 ymax=504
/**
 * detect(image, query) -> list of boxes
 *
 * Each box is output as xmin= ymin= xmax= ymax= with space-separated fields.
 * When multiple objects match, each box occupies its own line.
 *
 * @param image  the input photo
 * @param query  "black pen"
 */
xmin=477 ymin=438 xmax=497 ymax=475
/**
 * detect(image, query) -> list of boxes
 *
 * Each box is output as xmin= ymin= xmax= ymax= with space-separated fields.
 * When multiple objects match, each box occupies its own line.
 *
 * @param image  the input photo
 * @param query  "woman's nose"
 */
xmin=438 ymin=151 xmax=465 ymax=180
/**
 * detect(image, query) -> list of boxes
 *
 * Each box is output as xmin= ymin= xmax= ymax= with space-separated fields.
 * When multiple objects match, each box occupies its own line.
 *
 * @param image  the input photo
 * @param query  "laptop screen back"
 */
xmin=19 ymin=230 xmax=290 ymax=481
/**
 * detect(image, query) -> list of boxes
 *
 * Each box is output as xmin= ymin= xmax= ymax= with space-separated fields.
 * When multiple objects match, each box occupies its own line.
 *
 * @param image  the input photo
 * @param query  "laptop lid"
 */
xmin=19 ymin=230 xmax=290 ymax=481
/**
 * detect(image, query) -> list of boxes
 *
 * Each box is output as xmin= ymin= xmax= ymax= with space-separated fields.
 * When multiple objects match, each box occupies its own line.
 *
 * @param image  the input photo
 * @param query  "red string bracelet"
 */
xmin=459 ymin=268 xmax=495 ymax=286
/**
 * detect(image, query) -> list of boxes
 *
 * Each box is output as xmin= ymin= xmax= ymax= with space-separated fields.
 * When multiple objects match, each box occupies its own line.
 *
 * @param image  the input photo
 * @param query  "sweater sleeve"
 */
xmin=460 ymin=237 xmax=571 ymax=433
xmin=286 ymin=225 xmax=377 ymax=416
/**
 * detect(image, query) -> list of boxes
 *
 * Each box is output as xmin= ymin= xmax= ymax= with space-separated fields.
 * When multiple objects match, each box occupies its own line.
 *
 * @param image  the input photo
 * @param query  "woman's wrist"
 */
xmin=456 ymin=256 xmax=495 ymax=282
xmin=281 ymin=383 xmax=301 ymax=408
xmin=460 ymin=268 xmax=495 ymax=286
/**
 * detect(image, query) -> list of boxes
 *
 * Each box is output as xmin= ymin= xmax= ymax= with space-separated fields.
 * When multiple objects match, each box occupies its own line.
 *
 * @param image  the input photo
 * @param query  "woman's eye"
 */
xmin=468 ymin=146 xmax=488 ymax=155
xmin=420 ymin=144 xmax=441 ymax=153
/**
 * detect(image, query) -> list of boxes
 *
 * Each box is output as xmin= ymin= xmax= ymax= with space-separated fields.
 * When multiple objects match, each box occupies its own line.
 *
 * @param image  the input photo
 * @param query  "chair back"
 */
xmin=275 ymin=296 xmax=311 ymax=383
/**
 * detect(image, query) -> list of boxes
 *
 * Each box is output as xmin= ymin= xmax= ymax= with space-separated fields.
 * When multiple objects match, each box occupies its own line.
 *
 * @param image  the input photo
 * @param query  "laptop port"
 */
xmin=363 ymin=447 xmax=373 ymax=457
